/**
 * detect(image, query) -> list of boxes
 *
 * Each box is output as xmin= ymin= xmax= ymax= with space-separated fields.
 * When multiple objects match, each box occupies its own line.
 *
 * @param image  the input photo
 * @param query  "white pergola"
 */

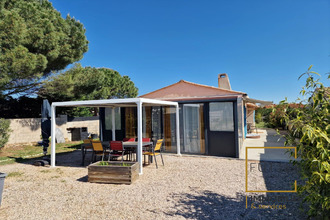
xmin=50 ymin=98 xmax=181 ymax=174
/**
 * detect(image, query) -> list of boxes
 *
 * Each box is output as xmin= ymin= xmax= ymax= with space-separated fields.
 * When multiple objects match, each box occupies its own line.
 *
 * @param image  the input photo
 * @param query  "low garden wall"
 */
xmin=6 ymin=115 xmax=99 ymax=146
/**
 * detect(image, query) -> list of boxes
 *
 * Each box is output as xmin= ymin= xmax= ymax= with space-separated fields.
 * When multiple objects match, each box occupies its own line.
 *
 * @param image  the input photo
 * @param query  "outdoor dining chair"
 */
xmin=83 ymin=139 xmax=93 ymax=152
xmin=91 ymin=140 xmax=107 ymax=162
xmin=143 ymin=139 xmax=164 ymax=169
xmin=142 ymin=138 xmax=152 ymax=152
xmin=81 ymin=139 xmax=93 ymax=165
xmin=108 ymin=141 xmax=128 ymax=162
xmin=142 ymin=138 xmax=151 ymax=142
xmin=123 ymin=138 xmax=135 ymax=160
xmin=123 ymin=138 xmax=135 ymax=142
xmin=142 ymin=138 xmax=152 ymax=163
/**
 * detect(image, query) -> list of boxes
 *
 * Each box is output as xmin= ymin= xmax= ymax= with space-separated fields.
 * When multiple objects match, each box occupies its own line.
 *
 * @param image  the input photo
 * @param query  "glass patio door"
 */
xmin=182 ymin=104 xmax=205 ymax=154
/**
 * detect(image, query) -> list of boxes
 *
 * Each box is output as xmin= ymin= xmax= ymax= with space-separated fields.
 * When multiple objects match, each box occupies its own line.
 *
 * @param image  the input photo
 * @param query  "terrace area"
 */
xmin=0 ymin=147 xmax=305 ymax=219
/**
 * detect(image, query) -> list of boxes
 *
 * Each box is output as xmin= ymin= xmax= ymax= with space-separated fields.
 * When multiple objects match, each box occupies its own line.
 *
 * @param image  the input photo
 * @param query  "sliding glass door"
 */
xmin=182 ymin=104 xmax=205 ymax=154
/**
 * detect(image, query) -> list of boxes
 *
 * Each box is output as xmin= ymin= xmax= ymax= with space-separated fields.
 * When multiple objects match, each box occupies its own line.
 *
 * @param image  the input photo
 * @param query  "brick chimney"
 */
xmin=218 ymin=73 xmax=231 ymax=90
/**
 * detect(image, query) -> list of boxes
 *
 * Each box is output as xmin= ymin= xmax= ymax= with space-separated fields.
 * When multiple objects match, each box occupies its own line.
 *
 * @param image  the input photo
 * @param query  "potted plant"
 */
xmin=88 ymin=161 xmax=139 ymax=184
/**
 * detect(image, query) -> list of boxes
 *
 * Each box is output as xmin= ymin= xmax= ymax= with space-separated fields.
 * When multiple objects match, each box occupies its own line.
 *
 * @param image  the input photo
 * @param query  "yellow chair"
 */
xmin=81 ymin=139 xmax=93 ymax=165
xmin=91 ymin=140 xmax=106 ymax=162
xmin=143 ymin=139 xmax=164 ymax=168
xmin=83 ymin=139 xmax=93 ymax=150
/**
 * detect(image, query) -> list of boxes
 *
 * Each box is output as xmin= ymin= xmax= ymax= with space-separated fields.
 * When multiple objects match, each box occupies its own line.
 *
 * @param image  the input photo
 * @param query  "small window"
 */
xmin=209 ymin=102 xmax=234 ymax=131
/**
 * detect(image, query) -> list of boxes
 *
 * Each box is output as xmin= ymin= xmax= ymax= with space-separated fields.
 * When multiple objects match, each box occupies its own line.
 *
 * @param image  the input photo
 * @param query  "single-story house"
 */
xmin=99 ymin=74 xmax=272 ymax=158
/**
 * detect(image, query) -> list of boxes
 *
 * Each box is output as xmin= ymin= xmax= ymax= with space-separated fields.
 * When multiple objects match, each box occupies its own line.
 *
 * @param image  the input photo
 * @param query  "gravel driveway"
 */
xmin=0 ymin=151 xmax=306 ymax=219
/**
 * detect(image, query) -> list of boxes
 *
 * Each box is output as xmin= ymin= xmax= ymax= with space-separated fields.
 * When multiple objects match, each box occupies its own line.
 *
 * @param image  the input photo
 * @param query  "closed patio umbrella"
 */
xmin=41 ymin=99 xmax=51 ymax=156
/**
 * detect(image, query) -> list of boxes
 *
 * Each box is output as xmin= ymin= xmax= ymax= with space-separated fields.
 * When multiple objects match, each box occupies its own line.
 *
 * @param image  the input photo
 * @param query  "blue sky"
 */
xmin=51 ymin=0 xmax=329 ymax=103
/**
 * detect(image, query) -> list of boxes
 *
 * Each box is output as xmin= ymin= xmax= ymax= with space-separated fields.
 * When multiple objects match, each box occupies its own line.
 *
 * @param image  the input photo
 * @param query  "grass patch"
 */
xmin=7 ymin=171 xmax=24 ymax=178
xmin=55 ymin=168 xmax=63 ymax=174
xmin=256 ymin=121 xmax=269 ymax=129
xmin=0 ymin=141 xmax=82 ymax=166
xmin=98 ymin=161 xmax=133 ymax=167
xmin=40 ymin=170 xmax=51 ymax=173
xmin=51 ymin=175 xmax=60 ymax=179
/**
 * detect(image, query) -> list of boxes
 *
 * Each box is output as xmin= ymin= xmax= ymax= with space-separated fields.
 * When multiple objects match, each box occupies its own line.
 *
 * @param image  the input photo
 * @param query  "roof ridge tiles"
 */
xmin=140 ymin=80 xmax=246 ymax=98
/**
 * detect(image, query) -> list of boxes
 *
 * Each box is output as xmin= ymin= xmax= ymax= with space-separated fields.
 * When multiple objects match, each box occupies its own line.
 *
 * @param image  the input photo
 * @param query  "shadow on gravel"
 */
xmin=77 ymin=175 xmax=88 ymax=182
xmin=160 ymin=190 xmax=306 ymax=220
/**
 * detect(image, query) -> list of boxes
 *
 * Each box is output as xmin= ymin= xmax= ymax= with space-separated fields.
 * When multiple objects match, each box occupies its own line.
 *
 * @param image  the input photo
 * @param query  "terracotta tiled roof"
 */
xmin=140 ymin=80 xmax=246 ymax=100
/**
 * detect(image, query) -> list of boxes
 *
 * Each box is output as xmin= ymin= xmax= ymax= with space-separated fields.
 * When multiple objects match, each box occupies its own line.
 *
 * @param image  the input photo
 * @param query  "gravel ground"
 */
xmin=0 ymin=151 xmax=307 ymax=220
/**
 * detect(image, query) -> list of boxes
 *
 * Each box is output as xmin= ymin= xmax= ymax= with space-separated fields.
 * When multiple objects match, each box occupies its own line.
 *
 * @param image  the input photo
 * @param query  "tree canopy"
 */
xmin=38 ymin=64 xmax=138 ymax=116
xmin=39 ymin=64 xmax=138 ymax=101
xmin=0 ymin=0 xmax=88 ymax=97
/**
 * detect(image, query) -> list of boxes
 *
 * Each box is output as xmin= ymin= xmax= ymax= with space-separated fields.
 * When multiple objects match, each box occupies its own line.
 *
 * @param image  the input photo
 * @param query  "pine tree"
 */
xmin=0 ymin=0 xmax=88 ymax=97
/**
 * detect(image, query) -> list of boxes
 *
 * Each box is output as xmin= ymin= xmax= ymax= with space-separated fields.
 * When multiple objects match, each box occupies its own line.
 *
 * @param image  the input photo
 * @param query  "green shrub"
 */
xmin=255 ymin=112 xmax=262 ymax=124
xmin=256 ymin=107 xmax=272 ymax=124
xmin=269 ymin=104 xmax=287 ymax=129
xmin=283 ymin=66 xmax=330 ymax=218
xmin=0 ymin=118 xmax=11 ymax=149
xmin=268 ymin=103 xmax=304 ymax=129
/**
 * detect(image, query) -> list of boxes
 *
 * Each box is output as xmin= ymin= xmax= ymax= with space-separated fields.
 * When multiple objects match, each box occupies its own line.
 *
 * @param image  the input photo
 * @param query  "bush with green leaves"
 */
xmin=255 ymin=107 xmax=272 ymax=125
xmin=282 ymin=66 xmax=329 ymax=218
xmin=0 ymin=118 xmax=11 ymax=149
xmin=255 ymin=112 xmax=262 ymax=124
xmin=269 ymin=104 xmax=288 ymax=128
xmin=267 ymin=103 xmax=304 ymax=129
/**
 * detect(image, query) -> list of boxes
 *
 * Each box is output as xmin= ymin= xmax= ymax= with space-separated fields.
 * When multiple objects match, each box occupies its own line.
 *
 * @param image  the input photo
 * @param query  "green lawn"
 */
xmin=0 ymin=141 xmax=82 ymax=165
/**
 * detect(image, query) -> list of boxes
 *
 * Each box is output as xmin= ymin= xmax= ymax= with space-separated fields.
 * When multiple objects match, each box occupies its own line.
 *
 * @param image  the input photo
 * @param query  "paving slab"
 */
xmin=240 ymin=129 xmax=296 ymax=162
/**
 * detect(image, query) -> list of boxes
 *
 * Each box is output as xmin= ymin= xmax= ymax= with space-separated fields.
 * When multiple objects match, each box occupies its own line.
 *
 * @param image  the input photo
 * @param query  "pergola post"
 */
xmin=50 ymin=105 xmax=56 ymax=167
xmin=111 ymin=107 xmax=116 ymax=141
xmin=136 ymin=101 xmax=143 ymax=175
xmin=175 ymin=104 xmax=181 ymax=155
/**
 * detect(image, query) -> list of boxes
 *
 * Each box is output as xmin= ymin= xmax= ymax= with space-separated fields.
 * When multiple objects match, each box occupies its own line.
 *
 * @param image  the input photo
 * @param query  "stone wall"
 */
xmin=7 ymin=115 xmax=99 ymax=145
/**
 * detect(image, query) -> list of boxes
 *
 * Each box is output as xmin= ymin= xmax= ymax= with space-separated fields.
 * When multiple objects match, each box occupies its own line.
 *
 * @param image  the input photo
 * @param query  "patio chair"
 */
xmin=142 ymin=138 xmax=152 ymax=163
xmin=142 ymin=138 xmax=150 ymax=142
xmin=83 ymin=139 xmax=93 ymax=151
xmin=247 ymin=123 xmax=258 ymax=134
xmin=142 ymin=138 xmax=152 ymax=151
xmin=143 ymin=139 xmax=164 ymax=168
xmin=123 ymin=138 xmax=135 ymax=160
xmin=123 ymin=138 xmax=135 ymax=142
xmin=91 ymin=140 xmax=106 ymax=162
xmin=108 ymin=141 xmax=128 ymax=162
xmin=81 ymin=139 xmax=93 ymax=165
